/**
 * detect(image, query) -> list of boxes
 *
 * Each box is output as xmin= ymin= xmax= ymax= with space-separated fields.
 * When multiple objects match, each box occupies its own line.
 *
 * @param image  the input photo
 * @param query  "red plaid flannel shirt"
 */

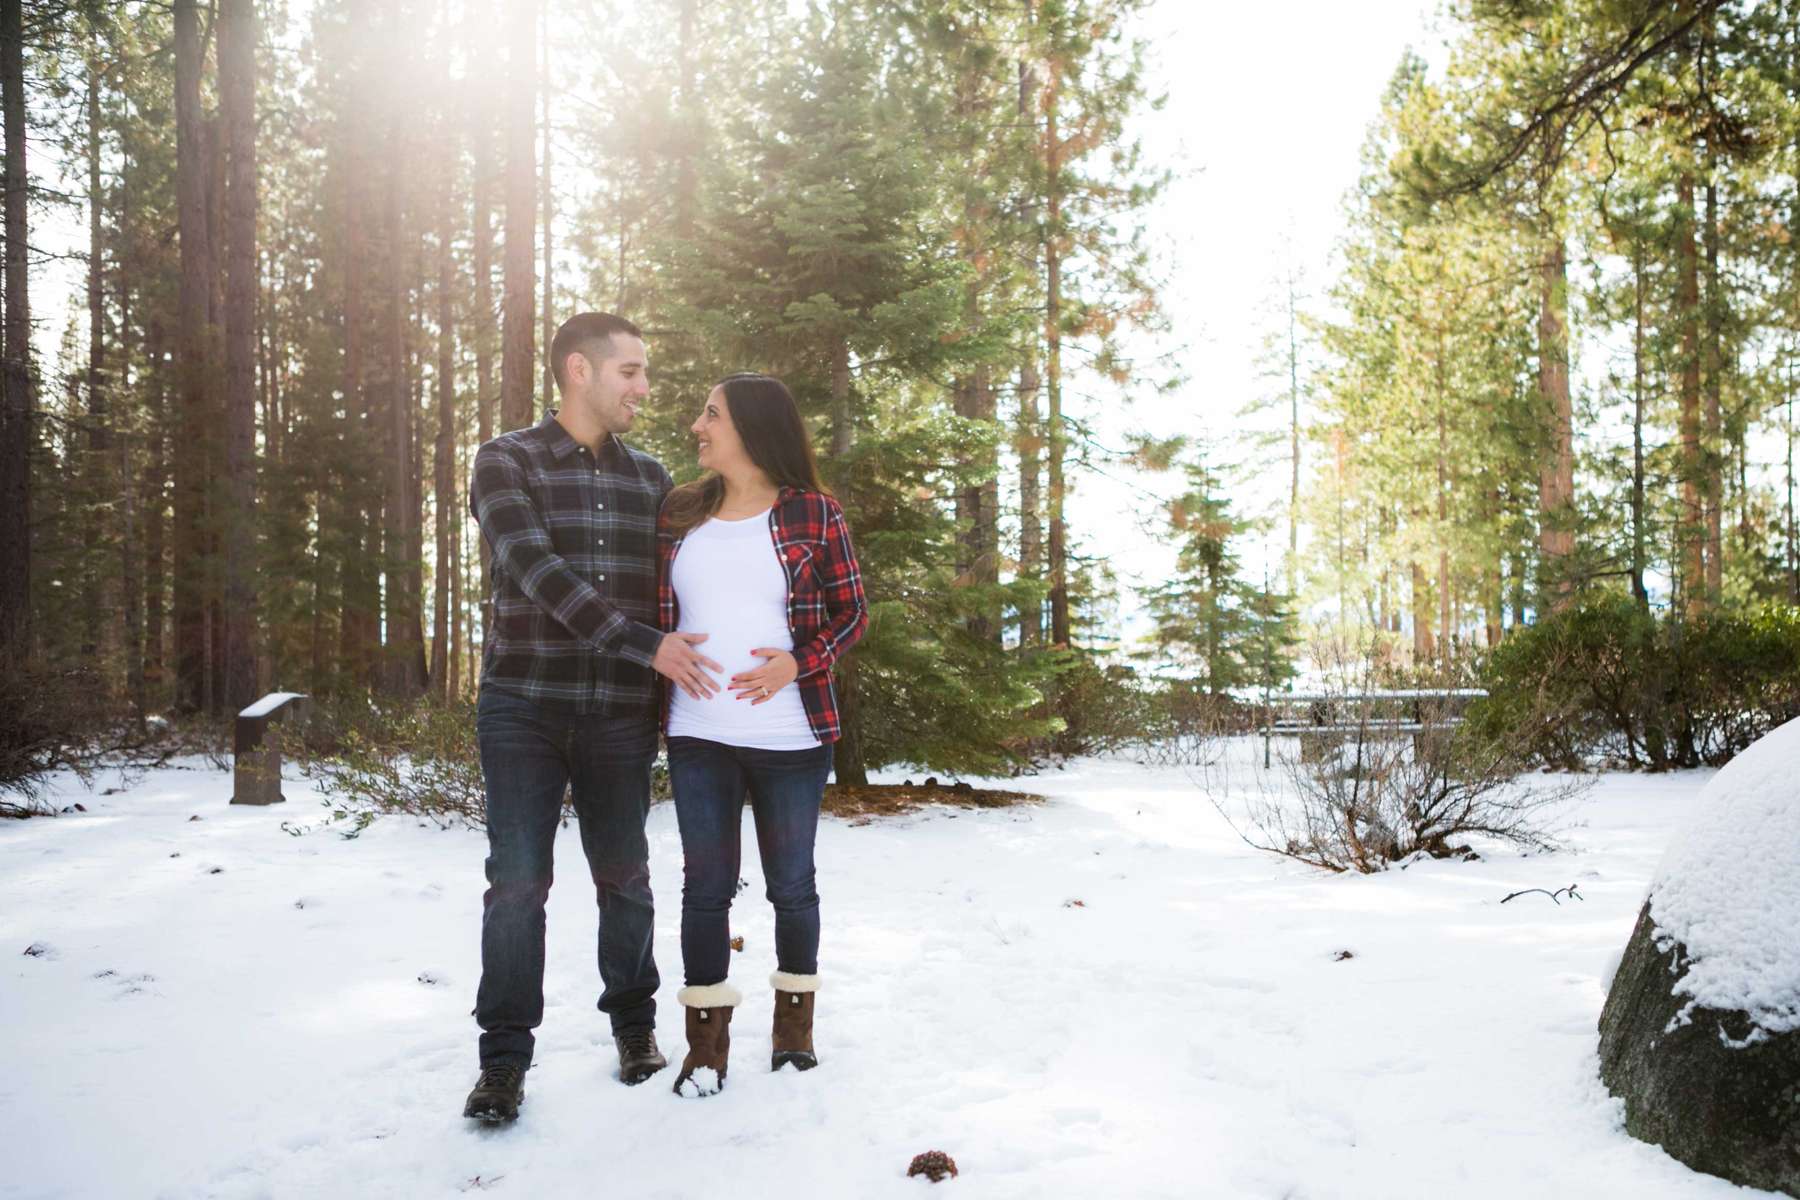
xmin=657 ymin=487 xmax=869 ymax=744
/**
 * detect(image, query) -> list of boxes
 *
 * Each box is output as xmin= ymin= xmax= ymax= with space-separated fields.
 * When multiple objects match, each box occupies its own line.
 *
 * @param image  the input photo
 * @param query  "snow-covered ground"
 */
xmin=0 ymin=751 xmax=1771 ymax=1199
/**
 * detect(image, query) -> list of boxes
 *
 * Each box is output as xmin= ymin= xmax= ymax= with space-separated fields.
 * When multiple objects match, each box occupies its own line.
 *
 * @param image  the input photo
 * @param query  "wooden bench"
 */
xmin=1258 ymin=689 xmax=1487 ymax=763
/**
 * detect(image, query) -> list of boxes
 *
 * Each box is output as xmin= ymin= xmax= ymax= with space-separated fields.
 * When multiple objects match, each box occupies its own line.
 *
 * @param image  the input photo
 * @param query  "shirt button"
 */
xmin=598 ymin=574 xmax=606 ymax=581
xmin=596 ymin=537 xmax=605 ymax=546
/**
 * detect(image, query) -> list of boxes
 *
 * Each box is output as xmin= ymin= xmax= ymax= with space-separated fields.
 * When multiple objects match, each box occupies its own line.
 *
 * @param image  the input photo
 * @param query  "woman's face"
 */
xmin=691 ymin=386 xmax=749 ymax=475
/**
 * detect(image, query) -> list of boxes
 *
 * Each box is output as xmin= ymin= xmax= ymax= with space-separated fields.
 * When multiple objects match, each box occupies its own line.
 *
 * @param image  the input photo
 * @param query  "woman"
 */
xmin=656 ymin=373 xmax=868 ymax=1097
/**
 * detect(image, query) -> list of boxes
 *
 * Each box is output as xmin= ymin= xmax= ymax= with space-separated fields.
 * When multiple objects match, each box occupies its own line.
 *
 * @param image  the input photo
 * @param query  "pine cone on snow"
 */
xmin=907 ymin=1151 xmax=958 ymax=1182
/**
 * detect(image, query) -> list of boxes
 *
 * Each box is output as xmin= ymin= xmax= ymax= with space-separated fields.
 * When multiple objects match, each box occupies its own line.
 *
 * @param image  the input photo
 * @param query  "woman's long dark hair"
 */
xmin=663 ymin=373 xmax=830 ymax=537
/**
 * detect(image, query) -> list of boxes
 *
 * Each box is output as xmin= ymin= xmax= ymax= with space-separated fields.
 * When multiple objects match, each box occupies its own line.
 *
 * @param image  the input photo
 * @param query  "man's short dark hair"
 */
xmin=550 ymin=312 xmax=643 ymax=393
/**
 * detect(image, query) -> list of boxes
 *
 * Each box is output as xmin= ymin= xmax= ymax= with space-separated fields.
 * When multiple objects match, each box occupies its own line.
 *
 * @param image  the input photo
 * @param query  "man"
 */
xmin=462 ymin=312 xmax=722 ymax=1122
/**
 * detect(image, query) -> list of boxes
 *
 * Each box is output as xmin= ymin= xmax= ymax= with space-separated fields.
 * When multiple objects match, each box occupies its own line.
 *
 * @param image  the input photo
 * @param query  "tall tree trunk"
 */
xmin=1044 ymin=62 xmax=1069 ymax=648
xmin=1702 ymin=177 xmax=1723 ymax=600
xmin=1436 ymin=333 xmax=1450 ymax=663
xmin=84 ymin=47 xmax=110 ymax=664
xmin=1015 ymin=51 xmax=1042 ymax=647
xmin=172 ymin=0 xmax=214 ymax=712
xmin=1536 ymin=231 xmax=1574 ymax=609
xmin=539 ymin=0 xmax=554 ymax=413
xmin=449 ymin=433 xmax=463 ymax=700
xmin=1486 ymin=488 xmax=1504 ymax=647
xmin=1017 ymin=358 xmax=1042 ymax=646
xmin=1631 ymin=243 xmax=1650 ymax=609
xmin=828 ymin=334 xmax=851 ymax=457
xmin=831 ymin=653 xmax=867 ymax=786
xmin=144 ymin=321 xmax=168 ymax=701
xmin=675 ymin=0 xmax=698 ymax=236
xmin=500 ymin=0 xmax=536 ymax=434
xmin=432 ymin=151 xmax=456 ymax=701
xmin=1411 ymin=557 xmax=1433 ymax=664
xmin=470 ymin=13 xmax=498 ymax=651
xmin=337 ymin=69 xmax=378 ymax=690
xmin=1676 ymin=172 xmax=1706 ymax=616
xmin=1787 ymin=359 xmax=1797 ymax=604
xmin=220 ymin=0 xmax=258 ymax=711
xmin=0 ymin=0 xmax=28 ymax=658
xmin=383 ymin=109 xmax=425 ymax=695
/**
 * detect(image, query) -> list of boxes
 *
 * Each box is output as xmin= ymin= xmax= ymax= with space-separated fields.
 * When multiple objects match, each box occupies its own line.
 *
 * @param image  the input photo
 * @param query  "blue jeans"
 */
xmin=474 ymin=687 xmax=660 ymax=1069
xmin=667 ymin=736 xmax=833 ymax=987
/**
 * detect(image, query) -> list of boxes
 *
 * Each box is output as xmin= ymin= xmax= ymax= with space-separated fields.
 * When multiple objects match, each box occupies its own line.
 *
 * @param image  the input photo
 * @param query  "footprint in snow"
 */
xmin=22 ymin=942 xmax=58 ymax=960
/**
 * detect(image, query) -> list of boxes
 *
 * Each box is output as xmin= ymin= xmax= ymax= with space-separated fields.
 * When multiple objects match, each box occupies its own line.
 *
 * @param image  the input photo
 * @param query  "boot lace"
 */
xmin=476 ymin=1064 xmax=523 ymax=1091
xmin=619 ymin=1029 xmax=658 ymax=1058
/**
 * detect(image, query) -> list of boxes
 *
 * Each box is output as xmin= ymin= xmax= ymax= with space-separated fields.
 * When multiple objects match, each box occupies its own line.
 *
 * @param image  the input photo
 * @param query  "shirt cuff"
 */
xmin=792 ymin=643 xmax=827 ymax=679
xmin=613 ymin=620 xmax=664 ymax=670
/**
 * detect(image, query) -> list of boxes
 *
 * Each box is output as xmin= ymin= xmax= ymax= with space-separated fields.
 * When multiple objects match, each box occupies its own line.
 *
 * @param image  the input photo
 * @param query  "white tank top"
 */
xmin=667 ymin=510 xmax=821 ymax=750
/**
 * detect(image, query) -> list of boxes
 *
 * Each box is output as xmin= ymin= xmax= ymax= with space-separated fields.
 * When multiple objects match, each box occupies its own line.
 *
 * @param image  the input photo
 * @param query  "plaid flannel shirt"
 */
xmin=470 ymin=413 xmax=673 ymax=713
xmin=657 ymin=487 xmax=869 ymax=744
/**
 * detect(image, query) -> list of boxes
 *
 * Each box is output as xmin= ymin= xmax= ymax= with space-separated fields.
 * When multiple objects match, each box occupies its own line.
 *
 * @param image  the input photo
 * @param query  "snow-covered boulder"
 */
xmin=1598 ymin=716 xmax=1800 ymax=1195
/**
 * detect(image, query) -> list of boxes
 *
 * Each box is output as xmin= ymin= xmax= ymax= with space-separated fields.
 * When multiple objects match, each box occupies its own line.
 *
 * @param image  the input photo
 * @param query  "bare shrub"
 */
xmin=1202 ymin=632 xmax=1589 ymax=874
xmin=297 ymin=697 xmax=488 ymax=831
xmin=295 ymin=696 xmax=672 ymax=834
xmin=0 ymin=655 xmax=112 ymax=817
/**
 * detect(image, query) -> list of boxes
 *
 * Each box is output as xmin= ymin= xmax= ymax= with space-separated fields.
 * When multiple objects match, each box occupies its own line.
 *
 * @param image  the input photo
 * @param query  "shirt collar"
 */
xmin=538 ymin=411 xmax=624 ymax=462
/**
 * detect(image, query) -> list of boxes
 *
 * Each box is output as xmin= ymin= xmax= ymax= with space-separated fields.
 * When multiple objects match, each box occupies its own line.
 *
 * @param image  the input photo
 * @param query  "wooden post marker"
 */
xmin=231 ymin=692 xmax=311 ymax=806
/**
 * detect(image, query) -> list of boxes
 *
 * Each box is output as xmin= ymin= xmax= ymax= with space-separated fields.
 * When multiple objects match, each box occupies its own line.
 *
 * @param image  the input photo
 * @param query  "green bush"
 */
xmin=297 ymin=696 xmax=674 ymax=832
xmin=1472 ymin=597 xmax=1800 ymax=770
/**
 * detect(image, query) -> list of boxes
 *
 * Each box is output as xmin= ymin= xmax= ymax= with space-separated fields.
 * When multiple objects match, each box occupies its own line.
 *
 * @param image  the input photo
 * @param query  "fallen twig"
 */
xmin=1500 ymin=884 xmax=1582 ymax=905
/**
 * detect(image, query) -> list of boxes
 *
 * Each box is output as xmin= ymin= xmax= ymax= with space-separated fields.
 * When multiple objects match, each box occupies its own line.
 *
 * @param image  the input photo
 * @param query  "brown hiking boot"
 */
xmin=463 ymin=1063 xmax=526 ymax=1123
xmin=673 ymin=982 xmax=740 ymax=1097
xmin=616 ymin=1027 xmax=667 ymax=1085
xmin=770 ymin=971 xmax=820 ymax=1071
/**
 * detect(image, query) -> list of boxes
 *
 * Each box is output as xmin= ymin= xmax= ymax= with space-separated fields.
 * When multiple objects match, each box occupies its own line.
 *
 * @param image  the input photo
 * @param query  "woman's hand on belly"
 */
xmin=730 ymin=648 xmax=799 ymax=704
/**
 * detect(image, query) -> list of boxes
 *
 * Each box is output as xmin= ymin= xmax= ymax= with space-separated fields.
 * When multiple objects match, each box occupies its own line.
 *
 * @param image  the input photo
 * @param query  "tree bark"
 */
xmin=220 ymin=0 xmax=259 ymax=711
xmin=470 ymin=2 xmax=498 ymax=649
xmin=1017 ymin=358 xmax=1042 ymax=646
xmin=500 ymin=0 xmax=536 ymax=434
xmin=1702 ymin=177 xmax=1723 ymax=600
xmin=1015 ymin=53 xmax=1043 ymax=648
xmin=1677 ymin=172 xmax=1706 ymax=616
xmin=1536 ymin=232 xmax=1574 ymax=609
xmin=432 ymin=138 xmax=457 ymax=701
xmin=83 ymin=46 xmax=109 ymax=663
xmin=831 ymin=653 xmax=867 ymax=786
xmin=1044 ymin=60 xmax=1069 ymax=648
xmin=1411 ymin=557 xmax=1432 ymax=664
xmin=383 ymin=105 xmax=425 ymax=695
xmin=144 ymin=320 xmax=167 ymax=699
xmin=0 ymin=0 xmax=28 ymax=658
xmin=828 ymin=334 xmax=851 ymax=457
xmin=1631 ymin=243 xmax=1650 ymax=609
xmin=539 ymin=0 xmax=554 ymax=413
xmin=172 ymin=0 xmax=215 ymax=712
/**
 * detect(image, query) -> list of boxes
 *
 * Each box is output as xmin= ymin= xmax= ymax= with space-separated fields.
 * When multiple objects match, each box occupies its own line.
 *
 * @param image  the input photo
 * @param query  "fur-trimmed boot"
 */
xmin=770 ymin=970 xmax=821 ymax=1071
xmin=673 ymin=982 xmax=741 ymax=1097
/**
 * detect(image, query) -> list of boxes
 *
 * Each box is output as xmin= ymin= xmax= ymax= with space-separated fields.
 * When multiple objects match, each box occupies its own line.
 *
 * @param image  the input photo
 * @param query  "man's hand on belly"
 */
xmin=654 ymin=632 xmax=725 ymax=700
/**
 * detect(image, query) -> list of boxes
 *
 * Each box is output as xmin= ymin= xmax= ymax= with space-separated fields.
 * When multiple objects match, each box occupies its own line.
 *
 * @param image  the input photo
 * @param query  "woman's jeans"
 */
xmin=474 ymin=687 xmax=660 ymax=1070
xmin=667 ymin=736 xmax=833 ymax=987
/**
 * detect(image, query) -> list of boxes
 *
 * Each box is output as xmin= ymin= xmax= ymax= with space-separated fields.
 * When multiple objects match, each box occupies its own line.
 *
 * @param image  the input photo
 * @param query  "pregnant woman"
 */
xmin=656 ymin=373 xmax=868 ymax=1097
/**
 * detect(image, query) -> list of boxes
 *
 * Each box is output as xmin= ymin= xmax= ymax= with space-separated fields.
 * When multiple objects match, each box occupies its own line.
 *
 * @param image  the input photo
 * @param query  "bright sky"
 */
xmin=1087 ymin=0 xmax=1444 ymax=647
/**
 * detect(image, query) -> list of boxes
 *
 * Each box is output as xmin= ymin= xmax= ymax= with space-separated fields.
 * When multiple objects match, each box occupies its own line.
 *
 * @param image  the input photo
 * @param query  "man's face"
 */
xmin=571 ymin=334 xmax=649 ymax=435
